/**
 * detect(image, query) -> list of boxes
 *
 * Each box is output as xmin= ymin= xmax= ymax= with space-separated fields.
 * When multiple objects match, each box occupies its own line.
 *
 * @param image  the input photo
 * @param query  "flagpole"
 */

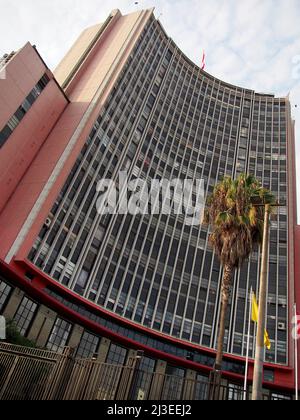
xmin=295 ymin=303 xmax=298 ymax=401
xmin=252 ymin=204 xmax=271 ymax=400
xmin=244 ymin=288 xmax=252 ymax=400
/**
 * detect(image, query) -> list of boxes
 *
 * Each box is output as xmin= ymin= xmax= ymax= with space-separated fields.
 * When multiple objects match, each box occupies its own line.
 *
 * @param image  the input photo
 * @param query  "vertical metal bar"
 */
xmin=244 ymin=287 xmax=253 ymax=400
xmin=0 ymin=355 xmax=19 ymax=400
xmin=252 ymin=204 xmax=270 ymax=400
xmin=294 ymin=303 xmax=298 ymax=401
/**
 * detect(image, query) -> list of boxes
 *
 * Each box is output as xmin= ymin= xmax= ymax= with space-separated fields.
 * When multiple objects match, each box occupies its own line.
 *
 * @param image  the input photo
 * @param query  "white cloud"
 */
xmin=0 ymin=0 xmax=299 ymax=219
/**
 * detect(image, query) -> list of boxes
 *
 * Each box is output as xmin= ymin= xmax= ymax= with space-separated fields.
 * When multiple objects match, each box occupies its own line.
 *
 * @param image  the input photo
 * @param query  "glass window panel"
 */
xmin=13 ymin=297 xmax=38 ymax=336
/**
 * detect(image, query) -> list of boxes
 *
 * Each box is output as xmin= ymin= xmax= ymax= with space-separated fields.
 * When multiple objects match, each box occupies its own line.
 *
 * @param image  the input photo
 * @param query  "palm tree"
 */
xmin=204 ymin=173 xmax=275 ymax=371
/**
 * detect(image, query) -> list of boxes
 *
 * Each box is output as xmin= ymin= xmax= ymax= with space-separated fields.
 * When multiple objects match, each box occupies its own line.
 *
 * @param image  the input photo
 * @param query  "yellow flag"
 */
xmin=252 ymin=293 xmax=259 ymax=323
xmin=264 ymin=330 xmax=271 ymax=351
xmin=252 ymin=293 xmax=271 ymax=350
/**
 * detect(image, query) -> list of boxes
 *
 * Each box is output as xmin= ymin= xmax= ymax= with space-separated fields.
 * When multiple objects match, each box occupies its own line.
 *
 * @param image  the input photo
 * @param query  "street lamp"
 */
xmin=252 ymin=202 xmax=285 ymax=401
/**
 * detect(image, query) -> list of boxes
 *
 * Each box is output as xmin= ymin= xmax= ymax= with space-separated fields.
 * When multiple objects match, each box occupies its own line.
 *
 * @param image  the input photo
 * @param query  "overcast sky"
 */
xmin=0 ymin=0 xmax=299 ymax=218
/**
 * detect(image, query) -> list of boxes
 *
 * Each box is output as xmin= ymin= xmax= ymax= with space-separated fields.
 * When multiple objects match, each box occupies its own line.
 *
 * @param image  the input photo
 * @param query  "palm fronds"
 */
xmin=205 ymin=173 xmax=275 ymax=268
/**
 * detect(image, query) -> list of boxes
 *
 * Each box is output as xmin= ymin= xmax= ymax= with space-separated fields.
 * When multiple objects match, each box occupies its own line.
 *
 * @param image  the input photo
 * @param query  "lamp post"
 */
xmin=252 ymin=204 xmax=271 ymax=401
xmin=252 ymin=202 xmax=284 ymax=400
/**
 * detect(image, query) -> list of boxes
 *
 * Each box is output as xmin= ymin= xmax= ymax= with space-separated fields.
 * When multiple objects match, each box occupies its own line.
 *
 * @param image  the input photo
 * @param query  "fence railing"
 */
xmin=0 ymin=343 xmax=292 ymax=401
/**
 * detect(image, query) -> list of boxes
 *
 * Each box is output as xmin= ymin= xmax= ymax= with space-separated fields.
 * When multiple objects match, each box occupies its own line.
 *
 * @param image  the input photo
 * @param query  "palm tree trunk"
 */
xmin=215 ymin=264 xmax=233 ymax=370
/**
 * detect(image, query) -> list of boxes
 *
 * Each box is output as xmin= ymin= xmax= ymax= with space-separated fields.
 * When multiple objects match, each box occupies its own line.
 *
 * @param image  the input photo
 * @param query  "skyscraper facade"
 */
xmin=0 ymin=9 xmax=298 ymax=398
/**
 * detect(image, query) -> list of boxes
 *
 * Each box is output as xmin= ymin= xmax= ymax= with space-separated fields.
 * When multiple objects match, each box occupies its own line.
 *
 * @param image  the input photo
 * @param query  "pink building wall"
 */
xmin=0 ymin=43 xmax=46 ymax=128
xmin=0 ymin=43 xmax=68 ymax=214
xmin=0 ymin=9 xmax=153 ymax=262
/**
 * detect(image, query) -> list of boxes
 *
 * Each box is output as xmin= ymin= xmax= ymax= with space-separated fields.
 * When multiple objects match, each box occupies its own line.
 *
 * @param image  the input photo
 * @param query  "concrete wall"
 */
xmin=27 ymin=305 xmax=57 ymax=348
xmin=2 ymin=287 xmax=24 ymax=320
xmin=0 ymin=44 xmax=68 ymax=217
xmin=97 ymin=337 xmax=111 ymax=363
xmin=148 ymin=359 xmax=167 ymax=400
xmin=0 ymin=43 xmax=46 ymax=128
xmin=68 ymin=324 xmax=84 ymax=350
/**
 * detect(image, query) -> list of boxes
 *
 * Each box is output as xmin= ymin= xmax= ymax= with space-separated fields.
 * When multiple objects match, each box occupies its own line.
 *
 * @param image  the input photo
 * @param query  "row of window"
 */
xmin=0 ymin=279 xmax=247 ymax=374
xmin=15 ymin=312 xmax=289 ymax=399
xmin=0 ymin=73 xmax=50 ymax=148
xmin=44 ymin=286 xmax=249 ymax=374
xmin=42 ymin=318 xmax=243 ymax=400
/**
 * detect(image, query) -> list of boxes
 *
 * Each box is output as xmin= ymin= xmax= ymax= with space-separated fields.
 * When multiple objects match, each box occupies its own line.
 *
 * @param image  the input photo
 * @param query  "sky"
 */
xmin=0 ymin=0 xmax=299 ymax=219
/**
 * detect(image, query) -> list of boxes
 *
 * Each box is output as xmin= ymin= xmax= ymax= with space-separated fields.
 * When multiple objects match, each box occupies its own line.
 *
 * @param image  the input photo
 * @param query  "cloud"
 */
xmin=0 ymin=0 xmax=299 ymax=219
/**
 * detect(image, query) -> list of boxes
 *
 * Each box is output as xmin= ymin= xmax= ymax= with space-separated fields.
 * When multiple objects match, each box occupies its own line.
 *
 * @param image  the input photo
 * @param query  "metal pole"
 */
xmin=244 ymin=288 xmax=252 ymax=400
xmin=252 ymin=204 xmax=270 ymax=401
xmin=295 ymin=304 xmax=298 ymax=401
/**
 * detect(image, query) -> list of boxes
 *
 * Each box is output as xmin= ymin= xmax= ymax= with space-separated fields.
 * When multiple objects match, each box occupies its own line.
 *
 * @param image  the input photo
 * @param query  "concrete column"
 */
xmin=115 ymin=349 xmax=136 ymax=400
xmin=155 ymin=359 xmax=167 ymax=374
xmin=97 ymin=337 xmax=111 ymax=363
xmin=149 ymin=359 xmax=167 ymax=400
xmin=27 ymin=305 xmax=57 ymax=348
xmin=183 ymin=369 xmax=197 ymax=400
xmin=68 ymin=324 xmax=84 ymax=351
xmin=2 ymin=288 xmax=24 ymax=320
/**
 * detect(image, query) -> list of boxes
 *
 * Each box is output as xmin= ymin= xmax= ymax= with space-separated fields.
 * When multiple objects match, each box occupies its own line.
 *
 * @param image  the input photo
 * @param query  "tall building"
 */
xmin=0 ymin=9 xmax=298 ymax=398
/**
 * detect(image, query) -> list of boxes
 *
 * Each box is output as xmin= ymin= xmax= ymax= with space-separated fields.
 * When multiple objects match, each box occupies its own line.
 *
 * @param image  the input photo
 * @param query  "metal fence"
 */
xmin=0 ymin=343 xmax=291 ymax=400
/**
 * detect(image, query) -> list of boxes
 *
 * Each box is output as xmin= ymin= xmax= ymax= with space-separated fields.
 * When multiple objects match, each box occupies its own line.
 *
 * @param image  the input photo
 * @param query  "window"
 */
xmin=47 ymin=318 xmax=72 ymax=353
xmin=271 ymin=392 xmax=292 ymax=401
xmin=101 ymin=343 xmax=127 ymax=400
xmin=106 ymin=343 xmax=127 ymax=365
xmin=264 ymin=369 xmax=275 ymax=383
xmin=161 ymin=366 xmax=185 ymax=400
xmin=137 ymin=116 xmax=147 ymax=134
xmin=76 ymin=331 xmax=100 ymax=358
xmin=228 ymin=383 xmax=244 ymax=400
xmin=0 ymin=125 xmax=12 ymax=148
xmin=13 ymin=297 xmax=38 ymax=336
xmin=0 ymin=280 xmax=12 ymax=312
xmin=131 ymin=357 xmax=156 ymax=400
xmin=76 ymin=269 xmax=89 ymax=290
xmin=92 ymin=226 xmax=105 ymax=248
xmin=194 ymin=374 xmax=209 ymax=400
xmin=7 ymin=114 xmax=19 ymax=131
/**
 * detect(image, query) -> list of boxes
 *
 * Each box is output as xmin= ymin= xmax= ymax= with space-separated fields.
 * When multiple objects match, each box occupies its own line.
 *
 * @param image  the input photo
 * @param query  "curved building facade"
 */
xmin=0 ymin=9 xmax=298 ymax=398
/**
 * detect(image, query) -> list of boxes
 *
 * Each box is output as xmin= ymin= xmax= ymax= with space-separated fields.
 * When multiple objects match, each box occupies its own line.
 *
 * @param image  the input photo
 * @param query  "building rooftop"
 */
xmin=0 ymin=51 xmax=16 ymax=71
